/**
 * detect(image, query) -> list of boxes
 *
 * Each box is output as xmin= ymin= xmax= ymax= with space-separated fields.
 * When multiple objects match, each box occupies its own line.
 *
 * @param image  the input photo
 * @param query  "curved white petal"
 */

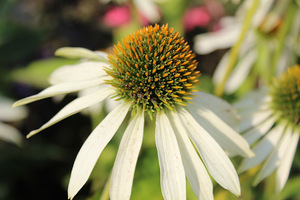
xmin=110 ymin=110 xmax=144 ymax=200
xmin=49 ymin=61 xmax=109 ymax=85
xmin=178 ymin=108 xmax=240 ymax=196
xmin=243 ymin=116 xmax=276 ymax=145
xmin=253 ymin=124 xmax=291 ymax=186
xmin=233 ymin=88 xmax=269 ymax=111
xmin=276 ymin=131 xmax=299 ymax=193
xmin=133 ymin=0 xmax=160 ymax=23
xmin=188 ymin=104 xmax=254 ymax=158
xmin=225 ymin=50 xmax=257 ymax=94
xmin=155 ymin=111 xmax=186 ymax=200
xmin=212 ymin=52 xmax=230 ymax=86
xmin=239 ymin=124 xmax=284 ymax=173
xmin=13 ymin=79 xmax=104 ymax=107
xmin=27 ymin=87 xmax=115 ymax=138
xmin=192 ymin=91 xmax=240 ymax=128
xmin=238 ymin=110 xmax=273 ymax=133
xmin=0 ymin=97 xmax=28 ymax=121
xmin=0 ymin=122 xmax=23 ymax=146
xmin=55 ymin=47 xmax=108 ymax=61
xmin=193 ymin=22 xmax=241 ymax=54
xmin=168 ymin=111 xmax=213 ymax=200
xmin=68 ymin=102 xmax=131 ymax=199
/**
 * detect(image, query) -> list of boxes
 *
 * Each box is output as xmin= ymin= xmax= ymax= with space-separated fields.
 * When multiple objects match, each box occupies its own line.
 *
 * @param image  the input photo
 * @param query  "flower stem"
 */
xmin=270 ymin=1 xmax=298 ymax=79
xmin=99 ymin=175 xmax=111 ymax=200
xmin=214 ymin=0 xmax=259 ymax=97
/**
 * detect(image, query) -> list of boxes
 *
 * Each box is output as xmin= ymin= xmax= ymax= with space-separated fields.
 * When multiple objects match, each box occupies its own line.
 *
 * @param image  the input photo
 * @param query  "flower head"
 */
xmin=236 ymin=65 xmax=300 ymax=193
xmin=106 ymin=24 xmax=200 ymax=118
xmin=14 ymin=24 xmax=254 ymax=200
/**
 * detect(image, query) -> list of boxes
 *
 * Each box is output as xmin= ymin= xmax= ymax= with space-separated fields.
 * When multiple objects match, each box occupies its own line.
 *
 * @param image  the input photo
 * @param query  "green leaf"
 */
xmin=10 ymin=57 xmax=79 ymax=88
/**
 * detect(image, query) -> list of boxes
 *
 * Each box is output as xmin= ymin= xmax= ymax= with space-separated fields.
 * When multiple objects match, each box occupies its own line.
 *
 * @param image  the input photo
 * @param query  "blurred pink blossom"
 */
xmin=103 ymin=5 xmax=131 ymax=27
xmin=183 ymin=7 xmax=211 ymax=31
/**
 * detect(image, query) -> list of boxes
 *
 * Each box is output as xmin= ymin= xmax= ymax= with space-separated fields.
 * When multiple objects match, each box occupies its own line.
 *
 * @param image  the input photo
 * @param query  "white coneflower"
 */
xmin=13 ymin=24 xmax=254 ymax=200
xmin=194 ymin=0 xmax=300 ymax=95
xmin=0 ymin=96 xmax=27 ymax=146
xmin=236 ymin=66 xmax=300 ymax=193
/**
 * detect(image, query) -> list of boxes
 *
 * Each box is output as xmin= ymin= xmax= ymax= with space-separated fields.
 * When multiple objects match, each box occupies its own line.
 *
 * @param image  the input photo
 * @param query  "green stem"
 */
xmin=214 ymin=0 xmax=259 ymax=97
xmin=99 ymin=175 xmax=111 ymax=200
xmin=270 ymin=2 xmax=297 ymax=79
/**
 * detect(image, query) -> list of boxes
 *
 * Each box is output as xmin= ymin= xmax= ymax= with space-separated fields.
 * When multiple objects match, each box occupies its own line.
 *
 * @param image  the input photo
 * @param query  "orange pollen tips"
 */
xmin=270 ymin=65 xmax=300 ymax=126
xmin=106 ymin=24 xmax=200 ymax=116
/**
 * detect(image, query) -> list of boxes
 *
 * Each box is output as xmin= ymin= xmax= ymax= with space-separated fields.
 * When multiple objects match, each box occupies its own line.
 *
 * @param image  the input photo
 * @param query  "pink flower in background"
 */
xmin=103 ymin=5 xmax=131 ymax=27
xmin=183 ymin=7 xmax=211 ymax=31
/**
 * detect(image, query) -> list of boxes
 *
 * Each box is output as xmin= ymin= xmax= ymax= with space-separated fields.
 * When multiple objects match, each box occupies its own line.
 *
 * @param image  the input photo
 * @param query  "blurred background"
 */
xmin=0 ymin=0 xmax=299 ymax=199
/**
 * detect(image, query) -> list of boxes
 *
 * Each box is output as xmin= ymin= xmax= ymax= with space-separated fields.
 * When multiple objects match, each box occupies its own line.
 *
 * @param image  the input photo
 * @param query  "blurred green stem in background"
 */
xmin=214 ymin=0 xmax=259 ymax=97
xmin=270 ymin=1 xmax=299 ymax=79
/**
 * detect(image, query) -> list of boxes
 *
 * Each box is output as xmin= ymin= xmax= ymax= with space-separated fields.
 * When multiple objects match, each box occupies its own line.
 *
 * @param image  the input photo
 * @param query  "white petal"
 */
xmin=26 ymin=87 xmax=115 ymax=138
xmin=110 ymin=110 xmax=144 ymax=200
xmin=55 ymin=47 xmax=108 ymax=61
xmin=238 ymin=124 xmax=284 ymax=173
xmin=178 ymin=108 xmax=240 ymax=196
xmin=242 ymin=116 xmax=276 ymax=145
xmin=225 ymin=50 xmax=257 ymax=94
xmin=212 ymin=51 xmax=230 ymax=86
xmin=168 ymin=111 xmax=213 ymax=200
xmin=238 ymin=110 xmax=273 ymax=133
xmin=49 ymin=61 xmax=109 ymax=85
xmin=233 ymin=88 xmax=269 ymax=111
xmin=13 ymin=79 xmax=104 ymax=107
xmin=193 ymin=21 xmax=241 ymax=54
xmin=276 ymin=132 xmax=299 ymax=193
xmin=253 ymin=124 xmax=290 ymax=186
xmin=68 ymin=103 xmax=131 ymax=199
xmin=155 ymin=111 xmax=186 ymax=200
xmin=188 ymin=104 xmax=254 ymax=158
xmin=192 ymin=91 xmax=240 ymax=128
xmin=0 ymin=97 xmax=28 ymax=121
xmin=0 ymin=122 xmax=23 ymax=146
xmin=133 ymin=0 xmax=160 ymax=23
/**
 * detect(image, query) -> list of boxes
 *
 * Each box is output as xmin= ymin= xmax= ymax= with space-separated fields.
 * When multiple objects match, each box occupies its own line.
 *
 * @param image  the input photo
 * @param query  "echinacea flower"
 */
xmin=13 ymin=24 xmax=254 ymax=200
xmin=235 ymin=66 xmax=300 ymax=193
xmin=195 ymin=0 xmax=300 ymax=94
xmin=0 ymin=96 xmax=27 ymax=146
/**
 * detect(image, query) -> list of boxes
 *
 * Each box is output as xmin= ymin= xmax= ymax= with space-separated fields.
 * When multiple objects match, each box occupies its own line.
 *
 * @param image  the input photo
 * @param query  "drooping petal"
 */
xmin=133 ymin=0 xmax=160 ymax=23
xmin=276 ymin=132 xmax=299 ymax=193
xmin=0 ymin=97 xmax=27 ymax=121
xmin=168 ymin=111 xmax=213 ymax=200
xmin=155 ymin=111 xmax=186 ymax=200
xmin=188 ymin=104 xmax=254 ymax=158
xmin=193 ymin=20 xmax=241 ymax=54
xmin=13 ymin=79 xmax=104 ymax=107
xmin=242 ymin=116 xmax=276 ymax=145
xmin=178 ymin=108 xmax=240 ymax=196
xmin=55 ymin=47 xmax=108 ymax=61
xmin=49 ymin=62 xmax=109 ymax=85
xmin=233 ymin=88 xmax=269 ymax=111
xmin=225 ymin=50 xmax=257 ymax=94
xmin=238 ymin=110 xmax=273 ymax=132
xmin=253 ymin=124 xmax=291 ymax=186
xmin=192 ymin=91 xmax=240 ymax=128
xmin=0 ymin=122 xmax=23 ymax=146
xmin=238 ymin=124 xmax=284 ymax=173
xmin=26 ymin=87 xmax=115 ymax=138
xmin=110 ymin=110 xmax=144 ymax=200
xmin=68 ymin=103 xmax=131 ymax=199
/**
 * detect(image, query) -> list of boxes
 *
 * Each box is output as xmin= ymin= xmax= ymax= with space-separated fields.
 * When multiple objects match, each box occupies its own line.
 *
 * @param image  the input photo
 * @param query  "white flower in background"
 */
xmin=13 ymin=24 xmax=254 ymax=200
xmin=235 ymin=66 xmax=300 ymax=193
xmin=194 ymin=0 xmax=300 ymax=94
xmin=0 ymin=96 xmax=27 ymax=146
